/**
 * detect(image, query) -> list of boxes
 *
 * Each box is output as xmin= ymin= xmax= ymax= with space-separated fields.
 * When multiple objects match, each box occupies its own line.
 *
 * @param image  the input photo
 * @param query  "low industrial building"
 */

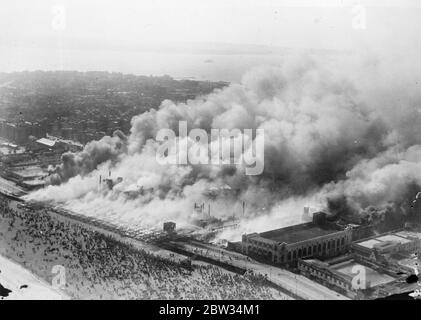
xmin=0 ymin=165 xmax=47 ymax=191
xmin=297 ymin=230 xmax=421 ymax=299
xmin=298 ymin=255 xmax=399 ymax=299
xmin=0 ymin=120 xmax=45 ymax=145
xmin=352 ymin=231 xmax=421 ymax=257
xmin=351 ymin=230 xmax=421 ymax=274
xmin=241 ymin=212 xmax=355 ymax=266
xmin=31 ymin=137 xmax=83 ymax=154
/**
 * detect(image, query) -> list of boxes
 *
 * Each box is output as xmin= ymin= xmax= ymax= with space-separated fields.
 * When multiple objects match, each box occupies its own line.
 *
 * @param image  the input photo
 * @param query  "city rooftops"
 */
xmin=256 ymin=222 xmax=341 ymax=244
xmin=11 ymin=166 xmax=47 ymax=179
xmin=36 ymin=138 xmax=56 ymax=147
xmin=1 ymin=142 xmax=18 ymax=149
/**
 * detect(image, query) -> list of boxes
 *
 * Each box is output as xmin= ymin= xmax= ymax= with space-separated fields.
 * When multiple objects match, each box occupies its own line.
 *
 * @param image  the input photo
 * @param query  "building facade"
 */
xmin=297 ymin=258 xmax=358 ymax=298
xmin=352 ymin=231 xmax=421 ymax=259
xmin=241 ymin=213 xmax=354 ymax=266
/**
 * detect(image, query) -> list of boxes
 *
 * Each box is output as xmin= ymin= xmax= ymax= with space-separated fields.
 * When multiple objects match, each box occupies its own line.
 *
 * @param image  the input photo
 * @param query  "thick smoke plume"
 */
xmin=26 ymin=54 xmax=421 ymax=239
xmin=47 ymin=130 xmax=127 ymax=185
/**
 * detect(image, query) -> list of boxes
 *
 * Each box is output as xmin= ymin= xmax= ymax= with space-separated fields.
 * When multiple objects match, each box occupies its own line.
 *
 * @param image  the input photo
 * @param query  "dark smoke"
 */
xmin=47 ymin=130 xmax=127 ymax=185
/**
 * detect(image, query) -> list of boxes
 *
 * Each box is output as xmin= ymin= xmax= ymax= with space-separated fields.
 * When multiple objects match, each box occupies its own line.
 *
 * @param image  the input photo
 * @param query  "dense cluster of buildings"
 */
xmin=0 ymin=71 xmax=228 ymax=144
xmin=0 ymin=71 xmax=227 ymax=194
xmin=0 ymin=132 xmax=83 ymax=193
xmin=0 ymin=118 xmax=46 ymax=145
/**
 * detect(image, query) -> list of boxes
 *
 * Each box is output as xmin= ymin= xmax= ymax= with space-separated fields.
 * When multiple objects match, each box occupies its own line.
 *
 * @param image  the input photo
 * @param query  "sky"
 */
xmin=1 ymin=0 xmax=420 ymax=81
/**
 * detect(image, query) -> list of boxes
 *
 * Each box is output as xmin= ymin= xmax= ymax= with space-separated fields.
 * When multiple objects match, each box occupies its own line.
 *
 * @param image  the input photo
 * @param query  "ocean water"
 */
xmin=0 ymin=46 xmax=300 ymax=82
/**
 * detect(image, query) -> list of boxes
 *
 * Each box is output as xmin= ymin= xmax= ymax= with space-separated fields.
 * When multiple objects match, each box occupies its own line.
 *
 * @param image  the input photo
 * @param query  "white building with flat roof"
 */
xmin=352 ymin=230 xmax=421 ymax=258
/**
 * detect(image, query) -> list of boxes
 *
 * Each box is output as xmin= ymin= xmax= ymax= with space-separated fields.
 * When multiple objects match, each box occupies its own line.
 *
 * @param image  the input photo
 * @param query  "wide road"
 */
xmin=178 ymin=240 xmax=350 ymax=300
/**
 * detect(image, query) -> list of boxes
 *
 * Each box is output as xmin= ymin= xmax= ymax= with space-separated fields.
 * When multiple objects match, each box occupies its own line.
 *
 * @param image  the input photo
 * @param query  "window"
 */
xmin=287 ymin=252 xmax=291 ymax=261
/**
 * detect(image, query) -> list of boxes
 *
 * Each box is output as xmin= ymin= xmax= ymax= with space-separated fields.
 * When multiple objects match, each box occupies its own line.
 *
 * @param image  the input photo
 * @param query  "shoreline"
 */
xmin=0 ymin=253 xmax=69 ymax=300
xmin=0 ymin=193 xmax=288 ymax=299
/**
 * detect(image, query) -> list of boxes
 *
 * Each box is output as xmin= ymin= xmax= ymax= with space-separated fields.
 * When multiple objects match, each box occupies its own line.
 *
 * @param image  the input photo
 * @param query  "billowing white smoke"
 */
xmin=26 ymin=54 xmax=421 ymax=240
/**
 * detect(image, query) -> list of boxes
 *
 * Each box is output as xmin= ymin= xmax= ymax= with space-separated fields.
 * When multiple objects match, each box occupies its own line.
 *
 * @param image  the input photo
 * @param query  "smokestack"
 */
xmin=208 ymin=204 xmax=211 ymax=217
xmin=242 ymin=201 xmax=245 ymax=216
xmin=302 ymin=206 xmax=311 ymax=222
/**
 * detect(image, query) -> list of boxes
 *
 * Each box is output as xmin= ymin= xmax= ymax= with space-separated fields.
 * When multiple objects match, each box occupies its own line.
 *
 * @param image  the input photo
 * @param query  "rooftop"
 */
xmin=396 ymin=231 xmax=421 ymax=240
xmin=376 ymin=234 xmax=411 ymax=244
xmin=357 ymin=239 xmax=382 ymax=249
xmin=331 ymin=260 xmax=395 ymax=286
xmin=36 ymin=138 xmax=56 ymax=147
xmin=397 ymin=257 xmax=420 ymax=271
xmin=355 ymin=232 xmax=414 ymax=249
xmin=22 ymin=179 xmax=45 ymax=186
xmin=258 ymin=222 xmax=340 ymax=244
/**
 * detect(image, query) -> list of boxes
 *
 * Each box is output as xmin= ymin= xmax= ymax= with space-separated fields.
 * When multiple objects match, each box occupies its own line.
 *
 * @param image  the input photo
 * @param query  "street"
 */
xmin=178 ymin=240 xmax=349 ymax=300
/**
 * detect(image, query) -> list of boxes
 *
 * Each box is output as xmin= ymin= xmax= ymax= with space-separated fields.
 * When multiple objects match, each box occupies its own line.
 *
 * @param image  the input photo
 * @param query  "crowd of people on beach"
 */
xmin=0 ymin=196 xmax=288 ymax=299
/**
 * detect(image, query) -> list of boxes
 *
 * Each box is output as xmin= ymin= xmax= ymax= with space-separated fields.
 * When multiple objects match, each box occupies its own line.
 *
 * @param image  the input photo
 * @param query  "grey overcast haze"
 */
xmin=1 ymin=0 xmax=421 ymax=81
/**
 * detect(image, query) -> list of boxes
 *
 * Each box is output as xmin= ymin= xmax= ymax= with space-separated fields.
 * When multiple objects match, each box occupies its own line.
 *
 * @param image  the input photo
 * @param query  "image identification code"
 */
xmin=202 ymin=304 xmax=259 ymax=315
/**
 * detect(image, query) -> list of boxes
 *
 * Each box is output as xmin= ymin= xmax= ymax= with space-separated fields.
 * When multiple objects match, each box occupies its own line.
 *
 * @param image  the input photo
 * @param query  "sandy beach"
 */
xmin=0 ymin=254 xmax=69 ymax=300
